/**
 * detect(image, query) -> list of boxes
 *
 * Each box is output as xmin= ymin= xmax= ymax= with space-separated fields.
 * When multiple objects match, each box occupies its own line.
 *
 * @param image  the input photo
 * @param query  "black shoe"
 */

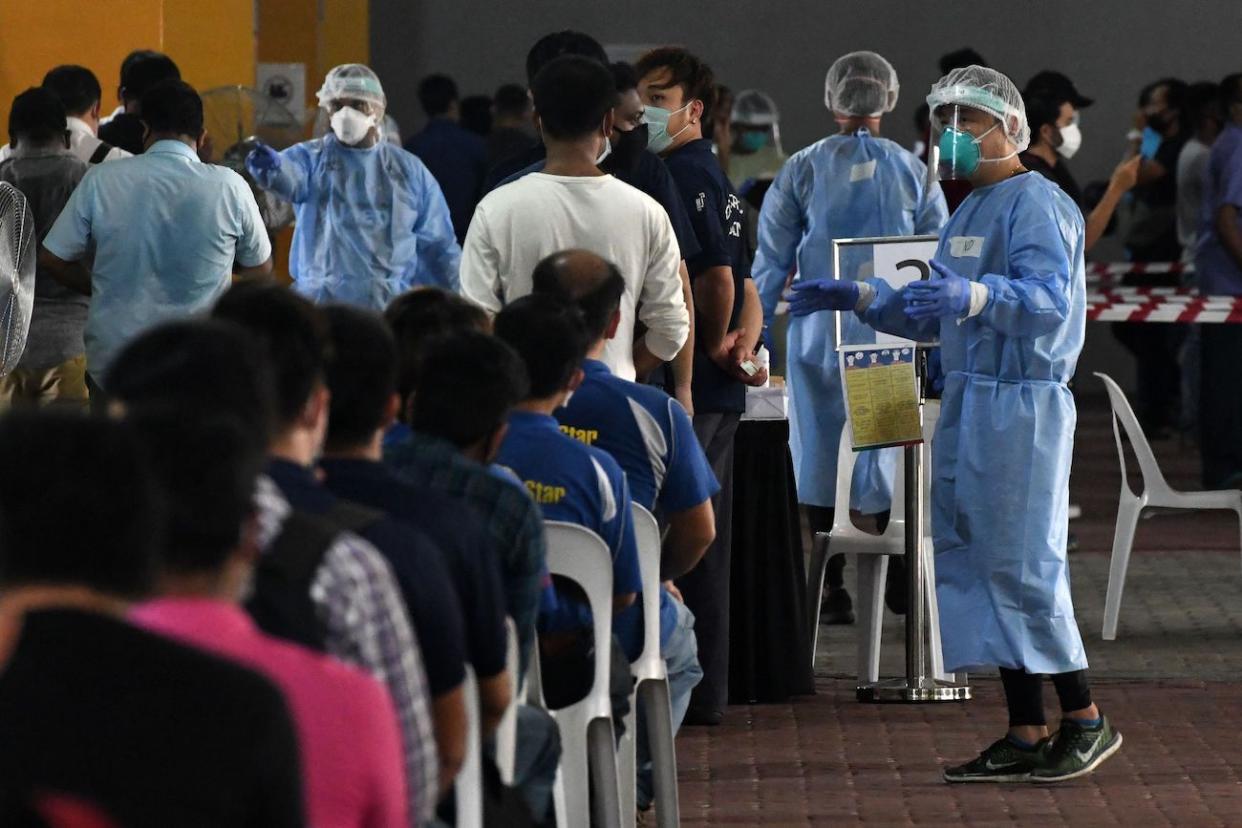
xmin=682 ymin=706 xmax=723 ymax=727
xmin=884 ymin=558 xmax=907 ymax=615
xmin=820 ymin=587 xmax=855 ymax=625
xmin=943 ymin=736 xmax=1051 ymax=783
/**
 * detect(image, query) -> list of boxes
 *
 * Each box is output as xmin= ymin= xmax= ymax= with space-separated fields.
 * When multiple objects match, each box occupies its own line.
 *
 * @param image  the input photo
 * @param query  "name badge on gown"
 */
xmin=849 ymin=160 xmax=877 ymax=182
xmin=949 ymin=236 xmax=985 ymax=257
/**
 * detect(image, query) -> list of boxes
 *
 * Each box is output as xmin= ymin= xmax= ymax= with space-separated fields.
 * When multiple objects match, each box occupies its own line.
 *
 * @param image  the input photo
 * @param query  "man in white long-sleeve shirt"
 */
xmin=459 ymin=55 xmax=687 ymax=381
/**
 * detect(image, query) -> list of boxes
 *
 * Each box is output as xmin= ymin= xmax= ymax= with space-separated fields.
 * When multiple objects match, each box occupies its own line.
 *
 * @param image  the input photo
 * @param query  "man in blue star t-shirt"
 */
xmin=494 ymin=291 xmax=702 ymax=812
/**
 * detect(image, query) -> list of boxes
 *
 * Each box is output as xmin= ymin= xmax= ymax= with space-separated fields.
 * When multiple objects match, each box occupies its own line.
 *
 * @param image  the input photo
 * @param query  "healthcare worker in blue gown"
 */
xmin=788 ymin=66 xmax=1122 ymax=785
xmin=754 ymin=52 xmax=948 ymax=624
xmin=247 ymin=64 xmax=461 ymax=308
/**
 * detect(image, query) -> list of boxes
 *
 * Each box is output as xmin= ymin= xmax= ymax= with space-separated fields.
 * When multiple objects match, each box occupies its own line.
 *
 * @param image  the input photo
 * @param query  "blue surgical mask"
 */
xmin=645 ymin=102 xmax=693 ymax=154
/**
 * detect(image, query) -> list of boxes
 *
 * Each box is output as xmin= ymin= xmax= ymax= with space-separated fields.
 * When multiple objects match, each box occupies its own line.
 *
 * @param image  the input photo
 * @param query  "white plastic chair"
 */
xmin=544 ymin=521 xmax=624 ymax=828
xmin=455 ymin=665 xmax=483 ymax=828
xmin=806 ymin=423 xmax=949 ymax=684
xmin=1095 ymin=372 xmax=1242 ymax=640
xmin=618 ymin=505 xmax=679 ymax=828
xmin=494 ymin=617 xmax=520 ymax=786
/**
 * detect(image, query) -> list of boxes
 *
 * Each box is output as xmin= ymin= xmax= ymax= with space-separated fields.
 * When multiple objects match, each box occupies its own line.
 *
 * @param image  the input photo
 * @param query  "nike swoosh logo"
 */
xmin=983 ymin=759 xmax=1022 ymax=771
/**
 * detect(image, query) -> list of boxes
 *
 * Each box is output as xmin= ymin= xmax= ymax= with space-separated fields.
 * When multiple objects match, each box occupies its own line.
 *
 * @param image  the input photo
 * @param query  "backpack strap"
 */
xmin=88 ymin=142 xmax=114 ymax=164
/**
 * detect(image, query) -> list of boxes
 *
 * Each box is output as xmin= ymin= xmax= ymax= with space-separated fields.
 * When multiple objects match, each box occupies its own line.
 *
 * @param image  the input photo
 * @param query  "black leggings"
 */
xmin=999 ymin=667 xmax=1092 ymax=727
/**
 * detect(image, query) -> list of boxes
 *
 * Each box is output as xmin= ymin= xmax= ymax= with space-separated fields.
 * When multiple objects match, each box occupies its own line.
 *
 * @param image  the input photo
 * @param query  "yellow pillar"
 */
xmin=0 ymin=0 xmax=256 ymax=138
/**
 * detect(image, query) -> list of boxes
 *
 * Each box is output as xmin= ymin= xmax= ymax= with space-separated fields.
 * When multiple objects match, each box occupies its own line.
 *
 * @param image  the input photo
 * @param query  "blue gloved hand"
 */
xmin=787 ymin=279 xmax=860 ymax=317
xmin=903 ymin=260 xmax=973 ymax=321
xmin=246 ymin=142 xmax=281 ymax=176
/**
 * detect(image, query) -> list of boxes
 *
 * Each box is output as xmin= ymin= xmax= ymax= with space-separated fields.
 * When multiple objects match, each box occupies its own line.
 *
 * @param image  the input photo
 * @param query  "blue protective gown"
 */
xmin=860 ymin=172 xmax=1087 ymax=674
xmin=252 ymin=135 xmax=461 ymax=308
xmin=753 ymin=130 xmax=948 ymax=511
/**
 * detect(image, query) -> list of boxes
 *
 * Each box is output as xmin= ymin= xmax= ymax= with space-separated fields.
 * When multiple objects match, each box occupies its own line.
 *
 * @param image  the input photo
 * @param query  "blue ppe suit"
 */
xmin=753 ymin=130 xmax=947 ymax=512
xmin=859 ymin=172 xmax=1088 ymax=674
xmin=252 ymin=135 xmax=461 ymax=308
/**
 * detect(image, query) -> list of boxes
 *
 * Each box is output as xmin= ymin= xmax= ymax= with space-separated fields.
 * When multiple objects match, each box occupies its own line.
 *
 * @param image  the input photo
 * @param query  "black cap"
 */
xmin=1025 ymin=70 xmax=1093 ymax=108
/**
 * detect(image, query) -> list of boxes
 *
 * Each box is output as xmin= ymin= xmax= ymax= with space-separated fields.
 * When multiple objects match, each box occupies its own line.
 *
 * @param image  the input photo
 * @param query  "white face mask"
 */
xmin=1056 ymin=121 xmax=1082 ymax=159
xmin=594 ymin=128 xmax=612 ymax=167
xmin=330 ymin=106 xmax=377 ymax=145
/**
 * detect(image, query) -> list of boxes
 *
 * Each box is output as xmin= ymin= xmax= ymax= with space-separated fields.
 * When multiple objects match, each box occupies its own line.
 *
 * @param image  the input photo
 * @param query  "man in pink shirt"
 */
xmin=127 ymin=410 xmax=410 ymax=828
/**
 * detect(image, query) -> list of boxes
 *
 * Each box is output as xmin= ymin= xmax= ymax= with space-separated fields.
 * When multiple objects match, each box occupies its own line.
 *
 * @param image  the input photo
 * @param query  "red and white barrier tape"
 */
xmin=1087 ymin=296 xmax=1242 ymax=323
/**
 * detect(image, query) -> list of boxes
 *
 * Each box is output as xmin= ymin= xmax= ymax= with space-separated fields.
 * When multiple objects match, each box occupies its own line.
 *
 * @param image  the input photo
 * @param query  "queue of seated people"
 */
xmin=0 ymin=248 xmax=716 ymax=827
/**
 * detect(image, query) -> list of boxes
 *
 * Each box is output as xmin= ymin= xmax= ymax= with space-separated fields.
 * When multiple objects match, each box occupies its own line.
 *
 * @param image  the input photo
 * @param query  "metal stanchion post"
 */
xmin=858 ymin=350 xmax=970 ymax=703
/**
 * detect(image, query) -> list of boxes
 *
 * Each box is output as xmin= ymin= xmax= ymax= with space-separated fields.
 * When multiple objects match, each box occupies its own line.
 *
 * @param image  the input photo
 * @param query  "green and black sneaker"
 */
xmin=943 ymin=736 xmax=1049 ymax=783
xmin=1031 ymin=716 xmax=1122 ymax=783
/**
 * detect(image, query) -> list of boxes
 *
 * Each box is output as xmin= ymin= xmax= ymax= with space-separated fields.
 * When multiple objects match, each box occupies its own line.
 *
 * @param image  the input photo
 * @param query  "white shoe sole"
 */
xmin=1032 ymin=732 xmax=1123 ymax=783
xmin=943 ymin=770 xmax=1033 ymax=784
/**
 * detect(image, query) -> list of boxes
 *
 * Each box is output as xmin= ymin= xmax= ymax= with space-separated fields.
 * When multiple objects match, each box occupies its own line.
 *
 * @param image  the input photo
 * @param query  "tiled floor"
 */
xmin=675 ymin=394 xmax=1242 ymax=825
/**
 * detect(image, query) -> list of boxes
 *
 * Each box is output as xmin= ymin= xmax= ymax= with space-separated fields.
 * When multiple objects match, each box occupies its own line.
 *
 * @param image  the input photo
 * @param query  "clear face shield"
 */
xmin=932 ymin=104 xmax=1013 ymax=181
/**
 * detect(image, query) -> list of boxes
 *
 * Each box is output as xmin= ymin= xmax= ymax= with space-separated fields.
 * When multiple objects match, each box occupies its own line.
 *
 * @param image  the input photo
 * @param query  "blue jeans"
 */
xmin=636 ymin=598 xmax=702 ymax=809
xmin=512 ymin=704 xmax=560 ymax=825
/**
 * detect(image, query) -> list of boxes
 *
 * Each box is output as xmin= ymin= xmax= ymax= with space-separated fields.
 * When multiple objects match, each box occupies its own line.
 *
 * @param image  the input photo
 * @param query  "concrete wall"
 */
xmin=375 ymin=0 xmax=1237 ymax=393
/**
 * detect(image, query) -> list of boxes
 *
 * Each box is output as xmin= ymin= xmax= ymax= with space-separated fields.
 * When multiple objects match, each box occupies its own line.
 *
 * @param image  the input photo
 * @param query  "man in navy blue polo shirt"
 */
xmin=637 ymin=46 xmax=768 ymax=726
xmin=211 ymin=282 xmax=470 ymax=804
xmin=533 ymin=249 xmax=711 ymax=810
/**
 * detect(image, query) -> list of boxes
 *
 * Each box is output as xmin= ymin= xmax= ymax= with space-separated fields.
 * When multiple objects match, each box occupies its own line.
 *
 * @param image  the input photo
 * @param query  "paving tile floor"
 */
xmin=674 ymin=394 xmax=1242 ymax=825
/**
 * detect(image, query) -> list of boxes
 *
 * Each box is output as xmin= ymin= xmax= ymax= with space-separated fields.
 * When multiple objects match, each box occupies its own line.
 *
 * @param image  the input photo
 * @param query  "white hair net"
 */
xmin=731 ymin=89 xmax=780 ymax=126
xmin=824 ymin=51 xmax=899 ymax=117
xmin=316 ymin=64 xmax=387 ymax=113
xmin=927 ymin=65 xmax=1029 ymax=152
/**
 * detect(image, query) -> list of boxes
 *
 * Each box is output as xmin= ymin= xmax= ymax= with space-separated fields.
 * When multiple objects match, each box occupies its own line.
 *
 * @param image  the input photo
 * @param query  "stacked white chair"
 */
xmin=544 ymin=521 xmax=624 ymax=828
xmin=617 ymin=505 xmax=679 ymax=828
xmin=1095 ymin=372 xmax=1242 ymax=640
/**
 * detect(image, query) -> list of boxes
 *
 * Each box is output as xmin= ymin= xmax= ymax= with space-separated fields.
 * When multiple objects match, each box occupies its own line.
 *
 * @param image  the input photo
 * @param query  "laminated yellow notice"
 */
xmin=839 ymin=345 xmax=923 ymax=450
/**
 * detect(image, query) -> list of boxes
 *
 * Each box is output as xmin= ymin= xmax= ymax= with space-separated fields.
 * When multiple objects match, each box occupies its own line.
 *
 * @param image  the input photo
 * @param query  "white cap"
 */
xmin=316 ymin=64 xmax=387 ymax=112
xmin=824 ymin=51 xmax=899 ymax=117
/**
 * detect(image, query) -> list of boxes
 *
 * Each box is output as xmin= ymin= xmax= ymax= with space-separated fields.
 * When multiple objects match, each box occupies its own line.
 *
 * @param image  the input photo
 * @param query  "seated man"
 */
xmin=107 ymin=317 xmax=438 ymax=826
xmin=493 ymin=294 xmax=642 ymax=624
xmin=211 ymin=282 xmax=466 ymax=811
xmin=0 ymin=412 xmax=304 ymax=827
xmin=383 ymin=289 xmax=548 ymax=667
xmin=496 ymin=293 xmax=700 ymax=808
xmin=128 ymin=412 xmax=407 ymax=828
xmin=531 ymin=250 xmax=710 ymax=810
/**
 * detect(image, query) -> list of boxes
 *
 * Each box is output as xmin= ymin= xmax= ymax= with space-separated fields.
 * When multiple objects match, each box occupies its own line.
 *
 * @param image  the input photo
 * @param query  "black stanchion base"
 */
xmin=856 ymin=678 xmax=972 ymax=703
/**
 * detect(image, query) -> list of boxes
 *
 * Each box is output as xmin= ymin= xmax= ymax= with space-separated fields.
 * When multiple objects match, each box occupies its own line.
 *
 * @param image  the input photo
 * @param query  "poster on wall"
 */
xmin=257 ymin=62 xmax=307 ymax=122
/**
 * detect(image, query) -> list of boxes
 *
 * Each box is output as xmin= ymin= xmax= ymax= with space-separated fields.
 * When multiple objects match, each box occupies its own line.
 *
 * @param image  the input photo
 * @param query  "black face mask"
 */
xmin=603 ymin=123 xmax=648 ymax=175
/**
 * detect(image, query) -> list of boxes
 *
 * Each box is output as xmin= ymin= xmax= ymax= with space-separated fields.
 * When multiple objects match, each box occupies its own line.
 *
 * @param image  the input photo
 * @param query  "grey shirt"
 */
xmin=0 ymin=146 xmax=88 ymax=370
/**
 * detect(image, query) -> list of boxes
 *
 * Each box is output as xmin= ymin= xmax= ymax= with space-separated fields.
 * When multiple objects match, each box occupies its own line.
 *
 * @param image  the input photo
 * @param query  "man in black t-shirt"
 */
xmin=98 ymin=51 xmax=181 ymax=155
xmin=0 ymin=413 xmax=305 ymax=828
xmin=636 ymin=46 xmax=768 ymax=726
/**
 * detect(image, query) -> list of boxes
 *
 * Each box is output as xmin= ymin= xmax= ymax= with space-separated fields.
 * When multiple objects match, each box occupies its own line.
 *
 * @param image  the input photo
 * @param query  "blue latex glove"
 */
xmin=246 ymin=142 xmax=281 ymax=176
xmin=787 ymin=279 xmax=859 ymax=317
xmin=903 ymin=260 xmax=973 ymax=321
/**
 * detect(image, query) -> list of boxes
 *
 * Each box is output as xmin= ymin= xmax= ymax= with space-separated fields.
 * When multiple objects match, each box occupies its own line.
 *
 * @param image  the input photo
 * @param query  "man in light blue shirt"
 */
xmin=40 ymin=80 xmax=271 ymax=396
